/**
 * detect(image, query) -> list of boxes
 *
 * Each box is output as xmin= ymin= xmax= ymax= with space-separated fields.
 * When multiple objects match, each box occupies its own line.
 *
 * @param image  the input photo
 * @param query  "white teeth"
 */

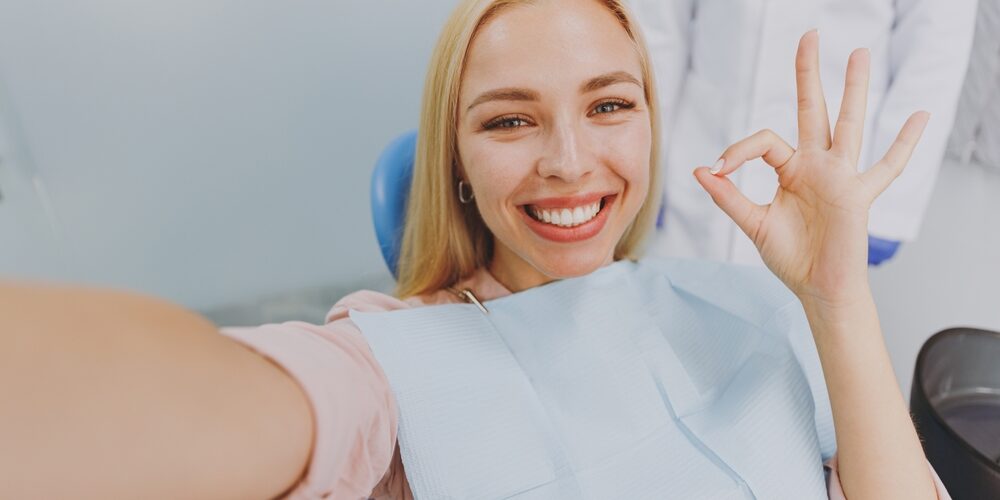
xmin=529 ymin=200 xmax=604 ymax=227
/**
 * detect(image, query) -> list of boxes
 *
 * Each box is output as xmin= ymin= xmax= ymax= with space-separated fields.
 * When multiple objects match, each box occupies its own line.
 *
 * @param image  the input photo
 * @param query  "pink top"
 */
xmin=220 ymin=267 xmax=949 ymax=500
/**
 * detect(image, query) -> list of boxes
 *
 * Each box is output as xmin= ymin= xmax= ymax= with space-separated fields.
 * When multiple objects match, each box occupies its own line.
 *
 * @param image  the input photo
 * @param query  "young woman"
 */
xmin=0 ymin=0 xmax=947 ymax=499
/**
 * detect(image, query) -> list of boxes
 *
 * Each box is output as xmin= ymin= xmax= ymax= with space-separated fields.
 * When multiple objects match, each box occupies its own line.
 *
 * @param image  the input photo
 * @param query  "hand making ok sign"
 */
xmin=694 ymin=30 xmax=930 ymax=307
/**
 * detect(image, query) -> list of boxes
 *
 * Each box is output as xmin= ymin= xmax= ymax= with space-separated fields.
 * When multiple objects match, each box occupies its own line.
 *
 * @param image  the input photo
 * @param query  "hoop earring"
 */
xmin=457 ymin=180 xmax=475 ymax=204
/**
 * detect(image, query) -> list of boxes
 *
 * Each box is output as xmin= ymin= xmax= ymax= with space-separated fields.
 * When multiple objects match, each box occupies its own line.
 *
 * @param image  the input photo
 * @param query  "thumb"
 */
xmin=693 ymin=167 xmax=765 ymax=241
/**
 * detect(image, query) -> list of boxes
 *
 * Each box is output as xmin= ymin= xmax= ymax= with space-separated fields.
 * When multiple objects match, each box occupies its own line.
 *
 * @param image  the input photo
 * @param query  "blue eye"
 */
xmin=595 ymin=102 xmax=621 ymax=114
xmin=590 ymin=99 xmax=636 ymax=116
xmin=483 ymin=115 xmax=531 ymax=130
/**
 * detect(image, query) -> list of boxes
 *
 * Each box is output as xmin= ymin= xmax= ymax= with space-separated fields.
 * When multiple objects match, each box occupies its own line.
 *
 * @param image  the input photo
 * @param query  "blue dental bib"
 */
xmin=351 ymin=258 xmax=836 ymax=499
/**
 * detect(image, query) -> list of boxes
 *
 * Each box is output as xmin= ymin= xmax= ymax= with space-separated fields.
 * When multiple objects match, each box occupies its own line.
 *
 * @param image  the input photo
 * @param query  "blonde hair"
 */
xmin=396 ymin=0 xmax=661 ymax=298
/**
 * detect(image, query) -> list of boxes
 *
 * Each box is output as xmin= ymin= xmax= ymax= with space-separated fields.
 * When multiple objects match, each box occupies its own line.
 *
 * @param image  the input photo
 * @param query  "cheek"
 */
xmin=595 ymin=119 xmax=652 ymax=194
xmin=459 ymin=139 xmax=537 ymax=218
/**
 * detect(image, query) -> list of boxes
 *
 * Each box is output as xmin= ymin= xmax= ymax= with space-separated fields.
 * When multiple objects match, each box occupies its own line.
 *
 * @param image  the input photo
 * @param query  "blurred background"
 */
xmin=0 ymin=0 xmax=998 ymax=399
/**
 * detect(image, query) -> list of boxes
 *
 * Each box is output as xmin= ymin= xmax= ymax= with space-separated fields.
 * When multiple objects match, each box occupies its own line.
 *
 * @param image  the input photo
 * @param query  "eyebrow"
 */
xmin=580 ymin=71 xmax=642 ymax=93
xmin=465 ymin=71 xmax=643 ymax=112
xmin=466 ymin=88 xmax=539 ymax=112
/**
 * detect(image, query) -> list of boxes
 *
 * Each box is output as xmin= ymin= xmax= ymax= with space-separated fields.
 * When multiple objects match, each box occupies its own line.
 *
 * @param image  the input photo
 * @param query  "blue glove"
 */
xmin=868 ymin=234 xmax=901 ymax=266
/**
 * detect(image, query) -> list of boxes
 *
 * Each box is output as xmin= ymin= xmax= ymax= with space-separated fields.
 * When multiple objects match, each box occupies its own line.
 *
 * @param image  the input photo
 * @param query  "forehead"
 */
xmin=460 ymin=1 xmax=643 ymax=104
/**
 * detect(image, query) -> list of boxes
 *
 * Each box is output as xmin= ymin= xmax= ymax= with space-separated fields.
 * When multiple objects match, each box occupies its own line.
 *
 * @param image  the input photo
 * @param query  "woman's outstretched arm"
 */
xmin=0 ymin=282 xmax=313 ymax=499
xmin=694 ymin=31 xmax=939 ymax=499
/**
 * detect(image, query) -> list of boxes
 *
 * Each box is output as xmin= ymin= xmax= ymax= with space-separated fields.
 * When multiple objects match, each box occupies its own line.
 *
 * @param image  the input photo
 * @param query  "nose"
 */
xmin=536 ymin=119 xmax=593 ymax=183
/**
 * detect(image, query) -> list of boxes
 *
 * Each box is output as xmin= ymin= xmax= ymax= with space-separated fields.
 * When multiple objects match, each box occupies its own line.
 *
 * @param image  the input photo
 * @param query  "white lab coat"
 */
xmin=629 ymin=0 xmax=978 ymax=265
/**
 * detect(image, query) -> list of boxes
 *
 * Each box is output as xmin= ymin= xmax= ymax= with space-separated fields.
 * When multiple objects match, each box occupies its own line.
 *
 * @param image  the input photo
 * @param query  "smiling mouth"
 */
xmin=523 ymin=196 xmax=610 ymax=228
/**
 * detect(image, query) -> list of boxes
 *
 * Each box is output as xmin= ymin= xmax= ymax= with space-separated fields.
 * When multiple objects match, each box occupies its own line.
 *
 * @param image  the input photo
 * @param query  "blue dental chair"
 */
xmin=371 ymin=130 xmax=418 ymax=279
xmin=370 ymin=131 xmax=900 ymax=277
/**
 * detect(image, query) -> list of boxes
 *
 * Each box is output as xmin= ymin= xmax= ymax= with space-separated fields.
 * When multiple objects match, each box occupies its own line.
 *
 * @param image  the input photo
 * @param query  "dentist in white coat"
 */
xmin=629 ymin=0 xmax=978 ymax=265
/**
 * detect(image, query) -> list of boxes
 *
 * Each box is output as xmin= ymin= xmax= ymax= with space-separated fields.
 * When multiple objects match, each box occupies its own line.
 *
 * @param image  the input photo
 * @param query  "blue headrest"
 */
xmin=370 ymin=130 xmax=417 ymax=278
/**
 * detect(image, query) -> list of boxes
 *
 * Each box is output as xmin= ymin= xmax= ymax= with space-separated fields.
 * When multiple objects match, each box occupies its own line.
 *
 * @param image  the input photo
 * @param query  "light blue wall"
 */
xmin=869 ymin=158 xmax=1000 ymax=398
xmin=0 ymin=1 xmax=456 ymax=309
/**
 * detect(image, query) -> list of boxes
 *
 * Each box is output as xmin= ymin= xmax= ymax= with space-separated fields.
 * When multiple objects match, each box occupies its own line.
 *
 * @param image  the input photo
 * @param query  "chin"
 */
xmin=529 ymin=245 xmax=615 ymax=280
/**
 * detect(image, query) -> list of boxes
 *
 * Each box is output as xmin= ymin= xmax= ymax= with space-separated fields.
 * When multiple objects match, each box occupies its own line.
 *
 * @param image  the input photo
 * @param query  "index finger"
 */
xmin=795 ymin=30 xmax=832 ymax=150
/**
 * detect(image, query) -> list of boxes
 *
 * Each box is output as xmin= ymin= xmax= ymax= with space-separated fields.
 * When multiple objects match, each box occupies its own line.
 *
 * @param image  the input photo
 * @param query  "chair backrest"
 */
xmin=370 ymin=130 xmax=417 ymax=278
xmin=369 ymin=130 xmax=900 ymax=276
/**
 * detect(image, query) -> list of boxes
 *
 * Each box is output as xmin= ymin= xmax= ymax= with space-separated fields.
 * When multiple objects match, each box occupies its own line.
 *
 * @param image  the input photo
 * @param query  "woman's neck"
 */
xmin=487 ymin=244 xmax=616 ymax=293
xmin=487 ymin=254 xmax=553 ymax=293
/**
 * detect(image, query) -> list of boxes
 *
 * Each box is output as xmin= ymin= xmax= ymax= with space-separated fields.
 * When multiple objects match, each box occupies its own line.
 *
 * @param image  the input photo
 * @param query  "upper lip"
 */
xmin=520 ymin=191 xmax=615 ymax=209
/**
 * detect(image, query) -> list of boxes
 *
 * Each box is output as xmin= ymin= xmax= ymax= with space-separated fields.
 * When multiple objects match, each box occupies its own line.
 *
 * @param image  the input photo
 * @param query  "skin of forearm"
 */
xmin=0 ymin=282 xmax=313 ymax=500
xmin=799 ymin=288 xmax=937 ymax=500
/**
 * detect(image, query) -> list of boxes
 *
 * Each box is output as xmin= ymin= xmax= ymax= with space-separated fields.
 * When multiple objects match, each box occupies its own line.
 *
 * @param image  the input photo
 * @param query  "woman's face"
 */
xmin=456 ymin=0 xmax=652 ymax=292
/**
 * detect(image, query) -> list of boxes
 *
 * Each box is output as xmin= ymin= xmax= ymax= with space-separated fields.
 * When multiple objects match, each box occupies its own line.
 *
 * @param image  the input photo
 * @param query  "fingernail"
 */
xmin=710 ymin=158 xmax=725 ymax=175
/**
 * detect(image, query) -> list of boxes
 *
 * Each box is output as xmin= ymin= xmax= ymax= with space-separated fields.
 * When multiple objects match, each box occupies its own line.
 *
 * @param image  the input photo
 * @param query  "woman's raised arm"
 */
xmin=694 ymin=31 xmax=938 ymax=499
xmin=0 ymin=282 xmax=313 ymax=499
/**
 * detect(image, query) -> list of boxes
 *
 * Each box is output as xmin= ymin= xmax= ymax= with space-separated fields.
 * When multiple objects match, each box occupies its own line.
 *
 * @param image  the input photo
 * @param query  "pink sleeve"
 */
xmin=219 ymin=290 xmax=409 ymax=500
xmin=824 ymin=454 xmax=951 ymax=500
